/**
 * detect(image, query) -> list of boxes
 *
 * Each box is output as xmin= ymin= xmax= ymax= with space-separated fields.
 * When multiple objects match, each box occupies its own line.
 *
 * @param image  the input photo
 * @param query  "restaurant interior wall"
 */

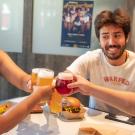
xmin=0 ymin=0 xmax=134 ymax=107
xmin=32 ymin=0 xmax=126 ymax=56
xmin=0 ymin=0 xmax=23 ymax=52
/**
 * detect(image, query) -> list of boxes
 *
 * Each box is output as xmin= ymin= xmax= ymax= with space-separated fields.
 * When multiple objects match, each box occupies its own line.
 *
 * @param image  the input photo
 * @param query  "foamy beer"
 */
xmin=31 ymin=68 xmax=40 ymax=85
xmin=37 ymin=68 xmax=54 ymax=86
xmin=56 ymin=72 xmax=74 ymax=95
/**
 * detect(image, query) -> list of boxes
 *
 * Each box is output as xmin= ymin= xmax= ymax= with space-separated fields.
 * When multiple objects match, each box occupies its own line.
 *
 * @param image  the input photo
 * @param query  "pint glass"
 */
xmin=36 ymin=68 xmax=62 ymax=113
xmin=32 ymin=68 xmax=54 ymax=105
xmin=37 ymin=68 xmax=54 ymax=86
xmin=31 ymin=68 xmax=40 ymax=85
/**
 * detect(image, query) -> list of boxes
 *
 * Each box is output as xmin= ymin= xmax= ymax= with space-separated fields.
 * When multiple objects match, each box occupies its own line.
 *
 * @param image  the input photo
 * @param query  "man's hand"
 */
xmin=67 ymin=75 xmax=92 ymax=95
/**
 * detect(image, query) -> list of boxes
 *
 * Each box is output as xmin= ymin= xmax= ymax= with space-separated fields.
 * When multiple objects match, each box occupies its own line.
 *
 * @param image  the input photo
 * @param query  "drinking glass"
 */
xmin=36 ymin=68 xmax=54 ymax=104
xmin=55 ymin=72 xmax=74 ymax=95
xmin=55 ymin=72 xmax=76 ymax=119
xmin=36 ymin=68 xmax=54 ymax=86
xmin=31 ymin=68 xmax=40 ymax=86
xmin=35 ymin=68 xmax=62 ymax=114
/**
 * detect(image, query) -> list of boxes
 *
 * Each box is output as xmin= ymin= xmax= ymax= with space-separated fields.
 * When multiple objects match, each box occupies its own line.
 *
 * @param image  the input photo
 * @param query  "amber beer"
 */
xmin=49 ymin=89 xmax=62 ymax=113
xmin=35 ymin=68 xmax=54 ymax=106
xmin=31 ymin=68 xmax=40 ymax=85
xmin=37 ymin=68 xmax=54 ymax=86
xmin=36 ymin=68 xmax=62 ymax=113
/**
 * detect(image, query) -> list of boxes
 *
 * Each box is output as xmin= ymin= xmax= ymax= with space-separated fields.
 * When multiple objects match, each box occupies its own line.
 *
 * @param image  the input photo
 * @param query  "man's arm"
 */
xmin=0 ymin=50 xmax=31 ymax=92
xmin=67 ymin=75 xmax=135 ymax=116
xmin=0 ymin=86 xmax=53 ymax=134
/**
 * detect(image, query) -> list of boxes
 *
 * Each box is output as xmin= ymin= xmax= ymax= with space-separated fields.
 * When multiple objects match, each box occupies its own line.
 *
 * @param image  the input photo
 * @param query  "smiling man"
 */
xmin=66 ymin=8 xmax=135 ymax=115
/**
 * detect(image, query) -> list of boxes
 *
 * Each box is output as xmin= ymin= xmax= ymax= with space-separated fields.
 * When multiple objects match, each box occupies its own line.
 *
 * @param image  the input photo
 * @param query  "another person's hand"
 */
xmin=33 ymin=85 xmax=54 ymax=101
xmin=67 ymin=75 xmax=91 ymax=95
xmin=26 ymin=79 xmax=33 ymax=93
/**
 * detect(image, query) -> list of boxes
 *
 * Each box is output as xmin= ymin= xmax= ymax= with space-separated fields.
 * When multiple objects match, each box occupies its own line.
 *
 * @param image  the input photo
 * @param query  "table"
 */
xmin=2 ymin=97 xmax=135 ymax=135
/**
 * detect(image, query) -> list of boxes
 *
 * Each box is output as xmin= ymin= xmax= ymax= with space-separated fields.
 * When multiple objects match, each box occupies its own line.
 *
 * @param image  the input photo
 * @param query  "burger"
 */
xmin=62 ymin=97 xmax=80 ymax=113
xmin=61 ymin=97 xmax=86 ymax=119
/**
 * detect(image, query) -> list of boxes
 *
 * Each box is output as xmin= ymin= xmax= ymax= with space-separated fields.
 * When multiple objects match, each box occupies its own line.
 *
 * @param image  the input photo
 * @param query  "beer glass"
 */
xmin=55 ymin=72 xmax=74 ymax=95
xmin=37 ymin=68 xmax=54 ymax=86
xmin=34 ymin=68 xmax=54 ymax=106
xmin=55 ymin=72 xmax=76 ymax=119
xmin=31 ymin=68 xmax=40 ymax=85
xmin=36 ymin=69 xmax=62 ymax=114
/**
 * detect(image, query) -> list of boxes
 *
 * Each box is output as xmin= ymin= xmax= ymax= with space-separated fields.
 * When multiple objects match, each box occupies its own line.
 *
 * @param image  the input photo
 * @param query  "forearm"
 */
xmin=0 ymin=50 xmax=31 ymax=92
xmin=0 ymin=92 xmax=41 ymax=134
xmin=89 ymin=83 xmax=135 ymax=116
xmin=5 ymin=68 xmax=31 ymax=92
xmin=20 ymin=73 xmax=31 ymax=92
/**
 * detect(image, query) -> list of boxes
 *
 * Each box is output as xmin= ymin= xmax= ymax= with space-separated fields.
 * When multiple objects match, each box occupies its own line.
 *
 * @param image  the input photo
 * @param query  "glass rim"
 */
xmin=58 ymin=72 xmax=73 ymax=80
xmin=38 ymin=68 xmax=54 ymax=78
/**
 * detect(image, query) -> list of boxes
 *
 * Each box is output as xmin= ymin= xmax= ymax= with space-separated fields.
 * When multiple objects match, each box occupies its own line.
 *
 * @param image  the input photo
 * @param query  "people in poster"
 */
xmin=61 ymin=0 xmax=94 ymax=48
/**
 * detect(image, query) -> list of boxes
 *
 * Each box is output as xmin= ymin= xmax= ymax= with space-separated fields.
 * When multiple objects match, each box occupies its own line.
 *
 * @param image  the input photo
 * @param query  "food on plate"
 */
xmin=0 ymin=101 xmax=13 ymax=114
xmin=78 ymin=127 xmax=102 ymax=135
xmin=61 ymin=97 xmax=86 ymax=119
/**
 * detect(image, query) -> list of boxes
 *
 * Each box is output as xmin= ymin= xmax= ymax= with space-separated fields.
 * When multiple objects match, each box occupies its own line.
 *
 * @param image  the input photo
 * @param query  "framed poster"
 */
xmin=33 ymin=0 xmax=94 ymax=56
xmin=61 ymin=0 xmax=94 ymax=48
xmin=33 ymin=0 xmax=125 ymax=56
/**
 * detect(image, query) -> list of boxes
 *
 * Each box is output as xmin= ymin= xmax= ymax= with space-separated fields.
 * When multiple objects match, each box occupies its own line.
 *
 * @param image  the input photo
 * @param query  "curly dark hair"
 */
xmin=94 ymin=8 xmax=130 ymax=40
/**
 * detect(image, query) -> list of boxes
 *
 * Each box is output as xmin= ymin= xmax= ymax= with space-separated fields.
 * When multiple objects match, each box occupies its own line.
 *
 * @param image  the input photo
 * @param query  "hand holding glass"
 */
xmin=55 ymin=72 xmax=75 ymax=96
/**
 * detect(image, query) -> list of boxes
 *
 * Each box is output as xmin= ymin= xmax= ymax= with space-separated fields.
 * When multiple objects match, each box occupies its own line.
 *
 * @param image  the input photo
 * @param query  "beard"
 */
xmin=101 ymin=44 xmax=126 ymax=60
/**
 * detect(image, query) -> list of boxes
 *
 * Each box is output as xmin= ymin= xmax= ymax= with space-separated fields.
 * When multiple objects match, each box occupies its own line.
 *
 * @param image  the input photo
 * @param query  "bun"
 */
xmin=78 ymin=127 xmax=102 ymax=135
xmin=64 ymin=97 xmax=80 ymax=107
xmin=61 ymin=97 xmax=86 ymax=119
xmin=62 ymin=97 xmax=80 ymax=109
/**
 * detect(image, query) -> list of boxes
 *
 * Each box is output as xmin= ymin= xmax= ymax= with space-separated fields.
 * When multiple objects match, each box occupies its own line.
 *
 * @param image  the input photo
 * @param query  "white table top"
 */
xmin=2 ymin=97 xmax=135 ymax=135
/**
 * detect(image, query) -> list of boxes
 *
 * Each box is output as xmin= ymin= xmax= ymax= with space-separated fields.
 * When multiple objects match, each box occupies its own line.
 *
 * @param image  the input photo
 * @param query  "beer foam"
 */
xmin=38 ymin=69 xmax=54 ymax=78
xmin=58 ymin=72 xmax=73 ymax=80
xmin=32 ymin=68 xmax=40 ymax=74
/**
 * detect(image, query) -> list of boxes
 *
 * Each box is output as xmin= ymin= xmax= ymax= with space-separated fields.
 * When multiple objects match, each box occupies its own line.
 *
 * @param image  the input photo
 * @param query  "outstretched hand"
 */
xmin=26 ymin=79 xmax=33 ymax=93
xmin=33 ymin=85 xmax=54 ymax=100
xmin=67 ymin=75 xmax=91 ymax=95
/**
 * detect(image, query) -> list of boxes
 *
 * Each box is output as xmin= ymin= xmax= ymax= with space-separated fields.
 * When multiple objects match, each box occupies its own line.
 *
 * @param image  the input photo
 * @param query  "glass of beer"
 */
xmin=55 ymin=72 xmax=75 ymax=95
xmin=37 ymin=68 xmax=54 ymax=86
xmin=36 ymin=68 xmax=62 ymax=114
xmin=31 ymin=68 xmax=40 ymax=85
xmin=34 ymin=68 xmax=54 ymax=105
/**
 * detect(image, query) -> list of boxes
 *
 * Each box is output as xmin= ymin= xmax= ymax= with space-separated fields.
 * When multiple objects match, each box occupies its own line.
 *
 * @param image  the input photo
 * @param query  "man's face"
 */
xmin=99 ymin=24 xmax=127 ymax=60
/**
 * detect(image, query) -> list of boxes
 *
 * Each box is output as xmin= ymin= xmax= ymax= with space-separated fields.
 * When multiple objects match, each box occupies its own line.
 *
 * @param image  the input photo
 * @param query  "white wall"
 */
xmin=33 ymin=0 xmax=126 ymax=56
xmin=0 ymin=0 xmax=24 ymax=52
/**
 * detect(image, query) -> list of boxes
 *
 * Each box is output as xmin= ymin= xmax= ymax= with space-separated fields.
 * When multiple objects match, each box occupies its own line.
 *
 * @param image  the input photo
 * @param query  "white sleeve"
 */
xmin=66 ymin=52 xmax=91 ymax=78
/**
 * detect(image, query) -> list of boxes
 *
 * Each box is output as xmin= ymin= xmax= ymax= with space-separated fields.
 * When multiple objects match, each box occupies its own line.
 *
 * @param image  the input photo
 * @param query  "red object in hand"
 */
xmin=56 ymin=72 xmax=74 ymax=95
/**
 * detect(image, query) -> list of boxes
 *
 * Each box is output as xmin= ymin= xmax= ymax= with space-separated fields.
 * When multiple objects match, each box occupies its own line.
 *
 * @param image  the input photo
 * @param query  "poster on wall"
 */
xmin=61 ymin=0 xmax=94 ymax=48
